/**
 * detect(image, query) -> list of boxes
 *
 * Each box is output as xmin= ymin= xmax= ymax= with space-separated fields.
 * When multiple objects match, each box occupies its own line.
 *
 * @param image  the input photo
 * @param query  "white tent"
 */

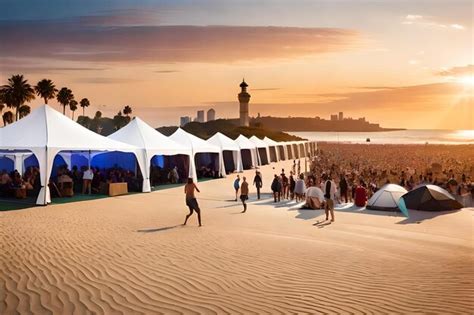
xmin=207 ymin=132 xmax=243 ymax=173
xmin=234 ymin=135 xmax=259 ymax=169
xmin=108 ymin=117 xmax=194 ymax=191
xmin=169 ymin=128 xmax=225 ymax=180
xmin=0 ymin=105 xmax=145 ymax=205
xmin=249 ymin=136 xmax=271 ymax=165
xmin=263 ymin=137 xmax=280 ymax=162
xmin=366 ymin=184 xmax=408 ymax=211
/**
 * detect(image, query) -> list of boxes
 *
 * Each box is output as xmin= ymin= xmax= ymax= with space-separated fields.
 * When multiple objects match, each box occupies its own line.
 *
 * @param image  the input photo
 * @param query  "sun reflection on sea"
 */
xmin=451 ymin=130 xmax=474 ymax=141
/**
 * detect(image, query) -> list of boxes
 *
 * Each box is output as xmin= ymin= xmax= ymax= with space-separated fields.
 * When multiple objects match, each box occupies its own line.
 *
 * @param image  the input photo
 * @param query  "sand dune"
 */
xmin=1 ymin=160 xmax=473 ymax=314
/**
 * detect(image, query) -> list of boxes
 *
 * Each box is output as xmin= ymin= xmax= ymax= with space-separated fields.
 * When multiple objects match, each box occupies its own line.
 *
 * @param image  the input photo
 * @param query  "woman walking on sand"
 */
xmin=240 ymin=176 xmax=249 ymax=213
xmin=184 ymin=178 xmax=202 ymax=226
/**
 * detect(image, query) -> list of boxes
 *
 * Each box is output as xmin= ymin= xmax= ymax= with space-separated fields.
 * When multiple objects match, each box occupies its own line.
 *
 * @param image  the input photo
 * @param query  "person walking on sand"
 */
xmin=240 ymin=176 xmax=249 ymax=213
xmin=233 ymin=175 xmax=240 ymax=201
xmin=323 ymin=174 xmax=336 ymax=222
xmin=271 ymin=174 xmax=281 ymax=202
xmin=183 ymin=178 xmax=202 ymax=226
xmin=253 ymin=170 xmax=263 ymax=199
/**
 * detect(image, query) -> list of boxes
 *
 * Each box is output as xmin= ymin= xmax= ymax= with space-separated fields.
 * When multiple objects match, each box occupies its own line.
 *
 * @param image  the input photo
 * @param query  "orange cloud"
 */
xmin=0 ymin=18 xmax=360 ymax=64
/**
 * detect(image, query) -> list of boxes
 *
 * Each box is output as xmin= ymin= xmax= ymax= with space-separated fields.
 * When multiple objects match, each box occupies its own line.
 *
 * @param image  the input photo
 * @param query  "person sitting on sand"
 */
xmin=233 ymin=175 xmax=240 ymax=201
xmin=354 ymin=180 xmax=367 ymax=207
xmin=184 ymin=178 xmax=202 ymax=226
xmin=240 ymin=176 xmax=249 ymax=213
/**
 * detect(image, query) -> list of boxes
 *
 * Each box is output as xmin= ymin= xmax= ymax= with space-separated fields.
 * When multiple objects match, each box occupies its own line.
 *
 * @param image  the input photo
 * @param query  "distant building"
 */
xmin=358 ymin=117 xmax=366 ymax=122
xmin=238 ymin=79 xmax=250 ymax=127
xmin=330 ymin=114 xmax=338 ymax=121
xmin=180 ymin=116 xmax=191 ymax=127
xmin=196 ymin=110 xmax=205 ymax=123
xmin=339 ymin=111 xmax=343 ymax=121
xmin=207 ymin=108 xmax=216 ymax=121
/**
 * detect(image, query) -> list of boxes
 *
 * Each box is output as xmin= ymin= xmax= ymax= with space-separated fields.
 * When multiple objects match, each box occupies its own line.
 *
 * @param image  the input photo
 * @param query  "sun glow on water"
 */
xmin=452 ymin=130 xmax=474 ymax=141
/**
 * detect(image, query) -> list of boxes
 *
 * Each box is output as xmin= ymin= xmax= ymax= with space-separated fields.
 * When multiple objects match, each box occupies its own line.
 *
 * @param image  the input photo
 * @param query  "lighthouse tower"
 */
xmin=238 ymin=79 xmax=250 ymax=127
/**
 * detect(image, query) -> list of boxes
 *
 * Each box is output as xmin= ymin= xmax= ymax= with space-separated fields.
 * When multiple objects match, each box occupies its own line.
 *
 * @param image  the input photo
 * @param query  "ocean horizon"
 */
xmin=289 ymin=129 xmax=474 ymax=145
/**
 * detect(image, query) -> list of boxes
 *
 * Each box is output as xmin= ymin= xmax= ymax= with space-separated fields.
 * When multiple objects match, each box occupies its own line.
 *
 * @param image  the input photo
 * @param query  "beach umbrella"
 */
xmin=366 ymin=184 xmax=407 ymax=212
xmin=400 ymin=185 xmax=463 ymax=211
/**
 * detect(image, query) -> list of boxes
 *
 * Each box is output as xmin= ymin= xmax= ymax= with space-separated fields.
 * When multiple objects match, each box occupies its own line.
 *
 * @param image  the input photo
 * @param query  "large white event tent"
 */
xmin=263 ymin=137 xmax=281 ymax=162
xmin=234 ymin=135 xmax=259 ymax=169
xmin=0 ymin=105 xmax=145 ymax=205
xmin=249 ymin=136 xmax=270 ymax=165
xmin=169 ymin=128 xmax=225 ymax=180
xmin=108 ymin=117 xmax=194 ymax=191
xmin=207 ymin=132 xmax=243 ymax=173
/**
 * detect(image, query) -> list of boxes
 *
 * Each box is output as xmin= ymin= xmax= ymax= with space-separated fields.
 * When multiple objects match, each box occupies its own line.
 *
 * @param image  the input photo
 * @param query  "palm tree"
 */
xmin=79 ymin=98 xmax=90 ymax=116
xmin=0 ymin=74 xmax=35 ymax=121
xmin=69 ymin=99 xmax=78 ymax=120
xmin=56 ymin=87 xmax=74 ymax=115
xmin=123 ymin=105 xmax=132 ymax=117
xmin=19 ymin=105 xmax=31 ymax=119
xmin=34 ymin=79 xmax=57 ymax=104
xmin=2 ymin=111 xmax=14 ymax=126
xmin=0 ymin=104 xmax=4 ymax=115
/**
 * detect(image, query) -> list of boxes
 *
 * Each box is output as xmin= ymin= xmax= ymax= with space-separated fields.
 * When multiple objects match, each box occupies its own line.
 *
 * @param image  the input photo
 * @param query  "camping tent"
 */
xmin=108 ymin=117 xmax=193 ymax=191
xmin=249 ymin=136 xmax=270 ymax=165
xmin=366 ymin=184 xmax=407 ymax=211
xmin=234 ymin=135 xmax=259 ymax=169
xmin=263 ymin=137 xmax=280 ymax=162
xmin=399 ymin=184 xmax=464 ymax=211
xmin=207 ymin=132 xmax=243 ymax=174
xmin=169 ymin=128 xmax=224 ymax=180
xmin=0 ymin=105 xmax=145 ymax=205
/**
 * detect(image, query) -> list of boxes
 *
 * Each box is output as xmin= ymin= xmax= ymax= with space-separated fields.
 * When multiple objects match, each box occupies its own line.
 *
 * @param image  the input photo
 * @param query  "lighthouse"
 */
xmin=238 ymin=79 xmax=250 ymax=127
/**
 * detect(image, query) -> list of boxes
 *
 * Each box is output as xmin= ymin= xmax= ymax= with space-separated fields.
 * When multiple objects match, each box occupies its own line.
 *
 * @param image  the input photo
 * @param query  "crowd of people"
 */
xmin=307 ymin=143 xmax=474 ymax=208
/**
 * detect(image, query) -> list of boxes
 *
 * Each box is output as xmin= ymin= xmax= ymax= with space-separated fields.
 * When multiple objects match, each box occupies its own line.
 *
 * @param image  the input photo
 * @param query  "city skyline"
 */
xmin=0 ymin=0 xmax=472 ymax=129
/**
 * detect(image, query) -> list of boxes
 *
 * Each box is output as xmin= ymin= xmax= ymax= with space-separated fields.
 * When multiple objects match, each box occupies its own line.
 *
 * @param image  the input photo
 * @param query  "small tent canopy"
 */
xmin=367 ymin=184 xmax=407 ymax=211
xmin=399 ymin=184 xmax=464 ymax=212
xmin=249 ymin=136 xmax=270 ymax=165
xmin=108 ymin=117 xmax=194 ymax=191
xmin=0 ymin=105 xmax=145 ymax=205
xmin=263 ymin=137 xmax=280 ymax=162
xmin=235 ymin=135 xmax=259 ymax=169
xmin=207 ymin=132 xmax=243 ymax=174
xmin=169 ymin=128 xmax=224 ymax=179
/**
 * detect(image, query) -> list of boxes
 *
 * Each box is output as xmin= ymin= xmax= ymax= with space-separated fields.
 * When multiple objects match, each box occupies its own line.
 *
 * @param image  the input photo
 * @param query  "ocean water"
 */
xmin=289 ymin=129 xmax=474 ymax=145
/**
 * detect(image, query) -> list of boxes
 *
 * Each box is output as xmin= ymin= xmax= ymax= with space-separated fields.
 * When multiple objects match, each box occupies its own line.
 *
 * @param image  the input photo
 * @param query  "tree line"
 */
xmin=0 ymin=74 xmax=133 ymax=132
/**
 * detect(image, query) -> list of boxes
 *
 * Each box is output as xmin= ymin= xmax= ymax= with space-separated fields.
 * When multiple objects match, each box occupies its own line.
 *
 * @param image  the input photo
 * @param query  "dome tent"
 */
xmin=366 ymin=184 xmax=407 ymax=211
xmin=399 ymin=184 xmax=463 ymax=212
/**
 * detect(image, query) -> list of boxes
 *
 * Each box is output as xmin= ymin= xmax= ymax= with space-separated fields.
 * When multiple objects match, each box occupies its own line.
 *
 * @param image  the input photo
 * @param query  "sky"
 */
xmin=0 ymin=0 xmax=472 ymax=129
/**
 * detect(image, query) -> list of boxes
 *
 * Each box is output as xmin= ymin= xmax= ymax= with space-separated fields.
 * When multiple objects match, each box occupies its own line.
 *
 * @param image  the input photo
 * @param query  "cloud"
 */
xmin=0 ymin=16 xmax=360 ymax=64
xmin=437 ymin=64 xmax=473 ymax=77
xmin=252 ymin=88 xmax=281 ymax=91
xmin=154 ymin=70 xmax=180 ymax=74
xmin=402 ymin=14 xmax=465 ymax=30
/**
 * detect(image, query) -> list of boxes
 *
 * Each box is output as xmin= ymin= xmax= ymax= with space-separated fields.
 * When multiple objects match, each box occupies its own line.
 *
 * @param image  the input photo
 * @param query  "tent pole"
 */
xmin=88 ymin=150 xmax=91 ymax=168
xmin=44 ymin=146 xmax=48 ymax=205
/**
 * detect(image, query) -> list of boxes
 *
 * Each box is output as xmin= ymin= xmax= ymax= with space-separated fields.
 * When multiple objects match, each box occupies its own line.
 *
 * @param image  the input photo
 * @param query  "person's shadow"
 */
xmin=136 ymin=225 xmax=180 ymax=233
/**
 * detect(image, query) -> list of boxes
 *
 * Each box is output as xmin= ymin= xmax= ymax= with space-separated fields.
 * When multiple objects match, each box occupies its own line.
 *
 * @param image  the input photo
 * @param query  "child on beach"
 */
xmin=184 ymin=178 xmax=202 ymax=226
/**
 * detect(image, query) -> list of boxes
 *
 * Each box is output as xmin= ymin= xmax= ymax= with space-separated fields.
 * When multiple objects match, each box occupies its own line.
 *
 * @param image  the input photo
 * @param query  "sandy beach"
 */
xmin=1 ymin=158 xmax=473 ymax=314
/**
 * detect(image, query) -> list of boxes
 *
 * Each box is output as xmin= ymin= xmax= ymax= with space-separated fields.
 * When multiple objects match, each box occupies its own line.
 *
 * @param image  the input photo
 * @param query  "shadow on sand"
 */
xmin=136 ymin=225 xmax=181 ymax=233
xmin=396 ymin=209 xmax=461 ymax=225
